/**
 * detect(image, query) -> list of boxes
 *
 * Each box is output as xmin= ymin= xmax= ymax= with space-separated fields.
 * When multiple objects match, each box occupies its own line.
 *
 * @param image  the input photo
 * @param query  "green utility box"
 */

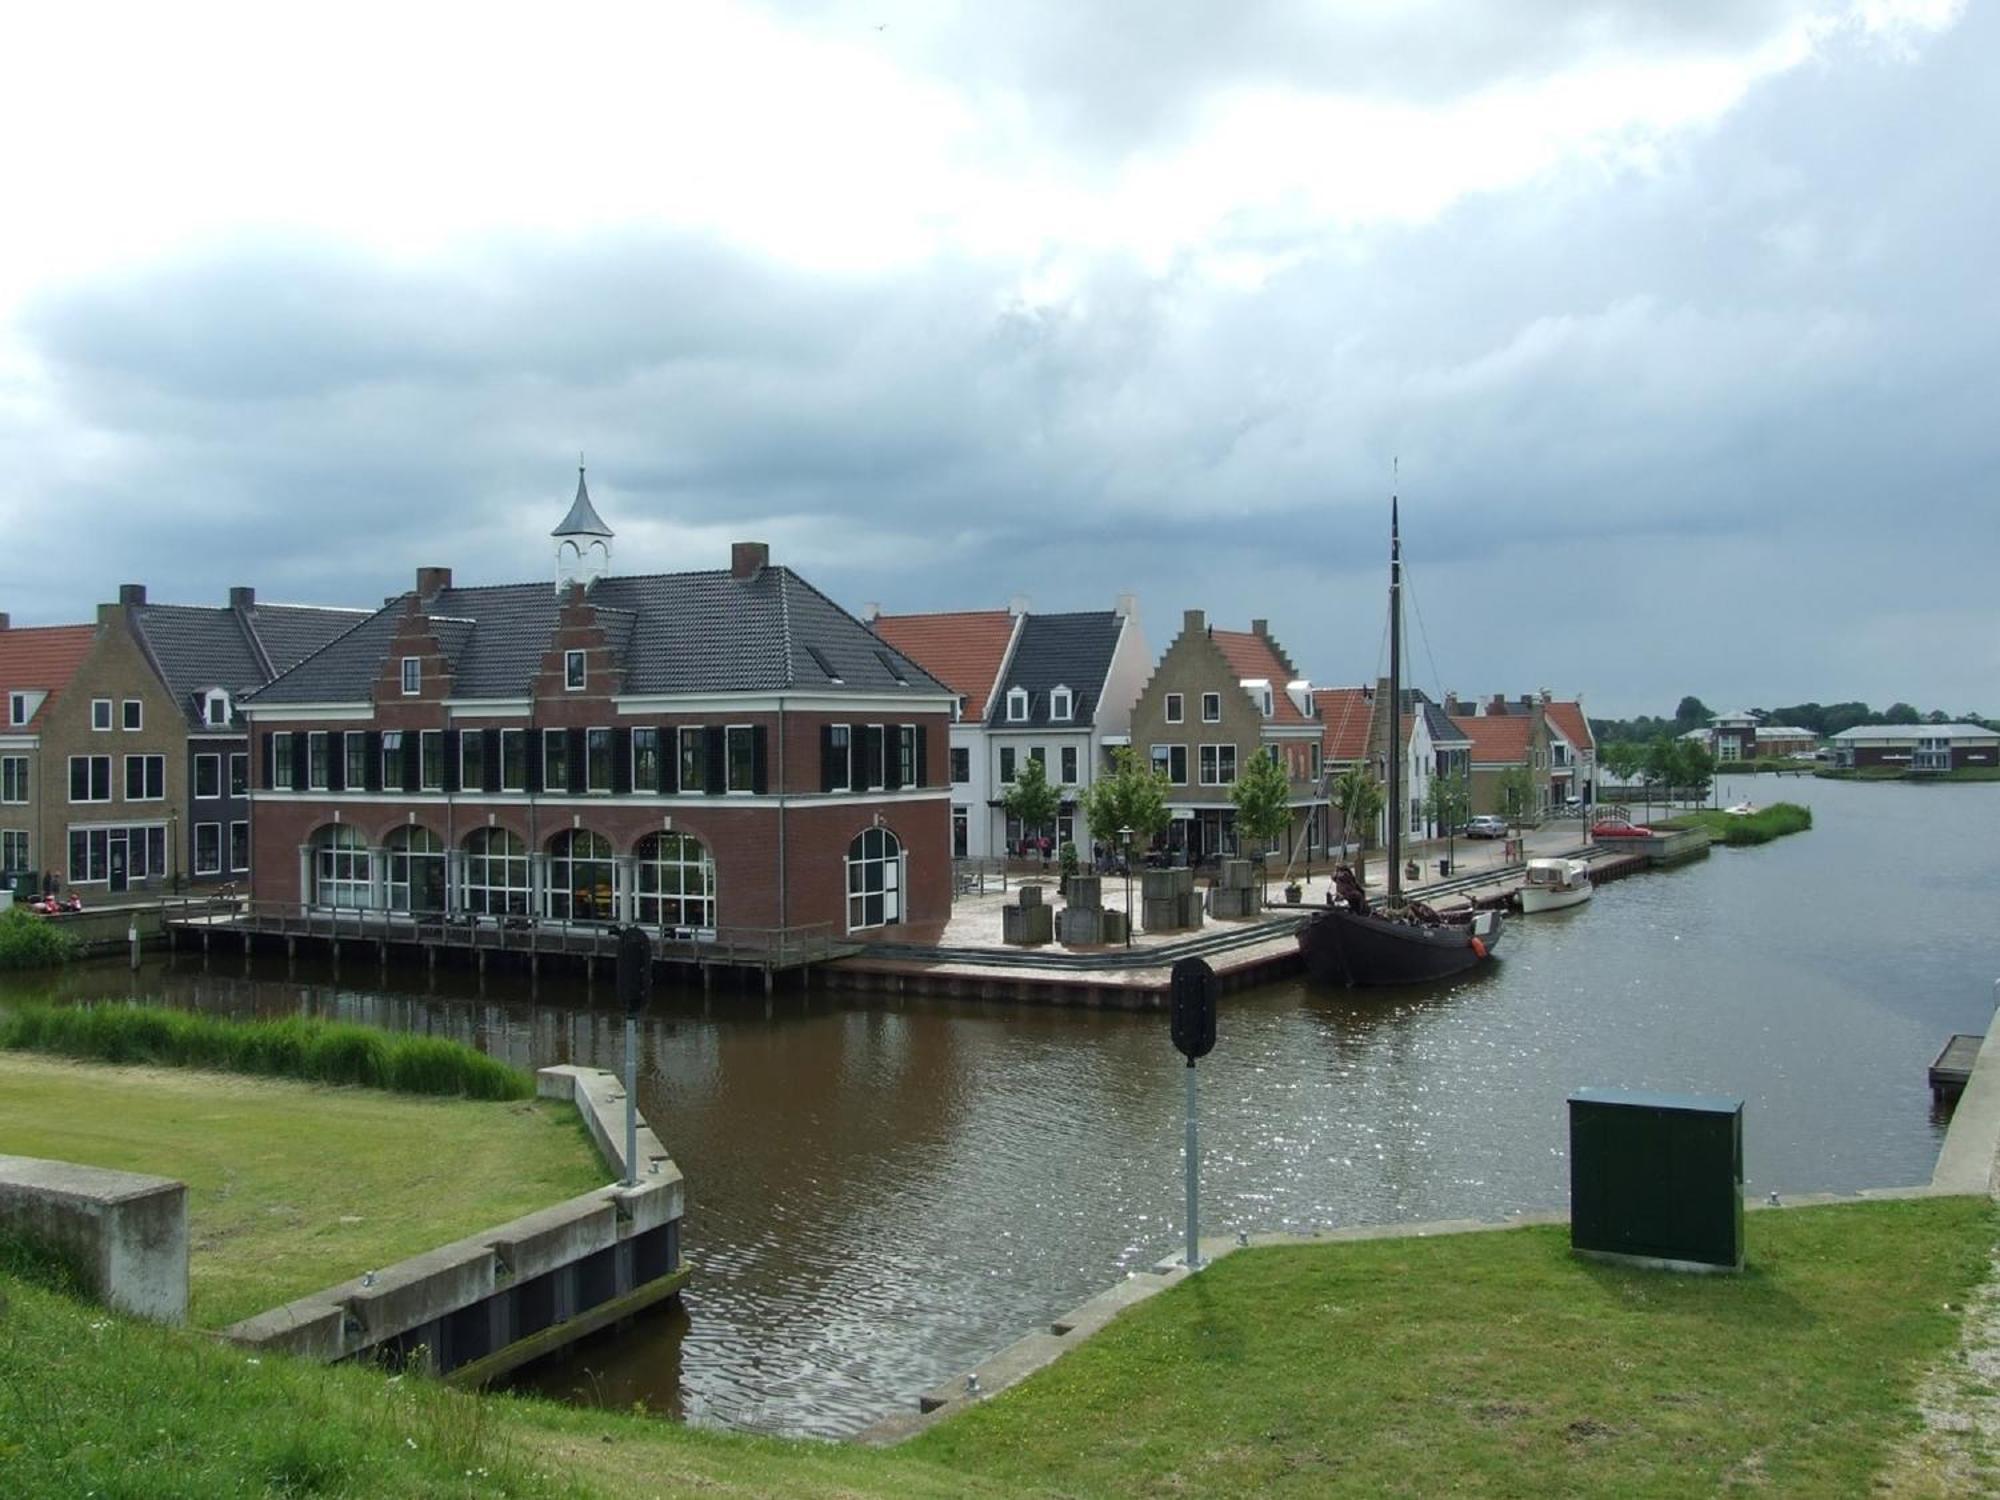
xmin=1569 ymin=1087 xmax=1744 ymax=1272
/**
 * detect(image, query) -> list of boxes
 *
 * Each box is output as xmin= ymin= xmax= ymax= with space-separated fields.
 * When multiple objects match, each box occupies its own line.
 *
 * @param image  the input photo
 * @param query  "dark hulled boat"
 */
xmin=1297 ymin=495 xmax=1503 ymax=987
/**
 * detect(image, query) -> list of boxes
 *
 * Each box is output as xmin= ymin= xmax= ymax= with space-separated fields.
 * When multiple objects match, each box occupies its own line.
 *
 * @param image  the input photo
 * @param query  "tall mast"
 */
xmin=1387 ymin=492 xmax=1402 ymax=902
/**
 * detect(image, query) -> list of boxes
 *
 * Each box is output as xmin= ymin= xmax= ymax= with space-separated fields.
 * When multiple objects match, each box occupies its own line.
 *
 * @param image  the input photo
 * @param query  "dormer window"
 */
xmin=1261 ymin=689 xmax=1274 ymax=717
xmin=564 ymin=649 xmax=586 ymax=691
xmin=1051 ymin=686 xmax=1073 ymax=722
xmin=203 ymin=690 xmax=230 ymax=728
xmin=1006 ymin=687 xmax=1029 ymax=723
xmin=401 ymin=656 xmax=421 ymax=695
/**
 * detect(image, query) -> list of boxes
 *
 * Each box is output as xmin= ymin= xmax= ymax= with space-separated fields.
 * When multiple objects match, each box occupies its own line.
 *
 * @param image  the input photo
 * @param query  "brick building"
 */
xmin=242 ymin=473 xmax=954 ymax=940
xmin=0 ymin=616 xmax=97 ymax=892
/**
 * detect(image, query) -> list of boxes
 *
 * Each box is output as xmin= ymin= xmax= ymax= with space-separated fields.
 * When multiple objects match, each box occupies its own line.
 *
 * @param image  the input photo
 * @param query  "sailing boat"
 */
xmin=1297 ymin=497 xmax=1502 ymax=986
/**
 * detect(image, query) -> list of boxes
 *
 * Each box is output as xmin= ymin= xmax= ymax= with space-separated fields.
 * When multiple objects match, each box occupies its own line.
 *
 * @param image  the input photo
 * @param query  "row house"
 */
xmin=1127 ymin=611 xmax=1327 ymax=864
xmin=1446 ymin=695 xmax=1554 ymax=819
xmin=1829 ymin=723 xmax=1999 ymax=772
xmin=872 ymin=598 xmax=1150 ymax=859
xmin=1541 ymin=697 xmax=1596 ymax=807
xmin=244 ymin=475 xmax=954 ymax=940
xmin=11 ymin=587 xmax=359 ymax=896
xmin=0 ymin=617 xmax=97 ymax=894
xmin=1314 ymin=684 xmax=1471 ymax=846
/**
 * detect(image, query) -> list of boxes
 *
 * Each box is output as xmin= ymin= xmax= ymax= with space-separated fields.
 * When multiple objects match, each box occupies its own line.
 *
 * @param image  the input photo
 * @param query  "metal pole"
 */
xmin=623 ymin=1013 xmax=639 ymax=1189
xmin=1184 ymin=1060 xmax=1201 ymax=1270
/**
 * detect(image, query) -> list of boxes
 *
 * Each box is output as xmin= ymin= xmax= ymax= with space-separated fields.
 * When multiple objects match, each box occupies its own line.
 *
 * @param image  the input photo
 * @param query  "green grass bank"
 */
xmin=0 ymin=1002 xmax=530 ymax=1099
xmin=0 ymin=907 xmax=77 ymax=971
xmin=1660 ymin=801 xmax=1812 ymax=846
xmin=0 ymin=1197 xmax=1988 ymax=1497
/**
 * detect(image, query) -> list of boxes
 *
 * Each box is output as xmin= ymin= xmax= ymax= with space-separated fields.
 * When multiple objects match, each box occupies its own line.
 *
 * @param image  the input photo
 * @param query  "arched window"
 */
xmin=386 ymin=826 xmax=446 ymax=915
xmin=312 ymin=824 xmax=374 ymax=909
xmin=846 ymin=826 xmax=903 ymax=931
xmin=635 ymin=832 xmax=716 ymax=932
xmin=548 ymin=830 xmax=615 ymax=922
xmin=463 ymin=828 xmax=529 ymax=917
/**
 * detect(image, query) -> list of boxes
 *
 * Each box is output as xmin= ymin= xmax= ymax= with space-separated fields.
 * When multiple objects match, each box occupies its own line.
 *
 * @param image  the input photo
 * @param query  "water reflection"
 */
xmin=3 ymin=776 xmax=1988 ymax=1437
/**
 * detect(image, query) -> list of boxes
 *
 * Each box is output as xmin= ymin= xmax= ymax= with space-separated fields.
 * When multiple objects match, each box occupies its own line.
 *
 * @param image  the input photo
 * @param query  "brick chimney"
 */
xmin=118 ymin=583 xmax=147 ymax=606
xmin=731 ymin=541 xmax=769 ymax=581
xmin=0 ymin=612 xmax=9 ymax=631
xmin=416 ymin=566 xmax=452 ymax=599
xmin=1489 ymin=694 xmax=1509 ymax=716
xmin=1182 ymin=608 xmax=1206 ymax=637
xmin=1251 ymin=618 xmax=1269 ymax=638
xmin=229 ymin=586 xmax=256 ymax=611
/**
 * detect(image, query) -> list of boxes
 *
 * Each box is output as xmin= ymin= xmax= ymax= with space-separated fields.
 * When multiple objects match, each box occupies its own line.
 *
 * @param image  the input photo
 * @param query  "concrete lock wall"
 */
xmin=0 ymin=1154 xmax=189 ymax=1323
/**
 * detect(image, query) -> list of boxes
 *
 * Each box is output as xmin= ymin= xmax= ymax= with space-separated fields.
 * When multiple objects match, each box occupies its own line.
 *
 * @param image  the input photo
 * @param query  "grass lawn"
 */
xmin=1660 ymin=802 xmax=1812 ymax=846
xmin=0 ymin=1052 xmax=606 ymax=1327
xmin=0 ymin=1193 xmax=1988 ymax=1497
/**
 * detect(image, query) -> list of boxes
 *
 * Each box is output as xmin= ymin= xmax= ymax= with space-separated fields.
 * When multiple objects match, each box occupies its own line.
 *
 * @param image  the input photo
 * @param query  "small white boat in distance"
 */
xmin=1725 ymin=801 xmax=1757 ymax=816
xmin=1519 ymin=857 xmax=1593 ymax=913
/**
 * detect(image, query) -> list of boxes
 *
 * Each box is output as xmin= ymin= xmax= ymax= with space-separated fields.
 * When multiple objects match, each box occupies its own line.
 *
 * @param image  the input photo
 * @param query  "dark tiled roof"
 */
xmin=249 ymin=567 xmax=949 ymax=704
xmin=985 ymin=611 xmax=1122 ymax=728
xmin=551 ymin=467 xmax=612 ymax=537
xmin=131 ymin=603 xmax=367 ymax=727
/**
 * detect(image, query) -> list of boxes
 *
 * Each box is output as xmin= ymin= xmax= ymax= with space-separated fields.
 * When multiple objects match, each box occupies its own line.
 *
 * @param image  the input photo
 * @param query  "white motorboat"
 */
xmin=1518 ymin=856 xmax=1593 ymax=913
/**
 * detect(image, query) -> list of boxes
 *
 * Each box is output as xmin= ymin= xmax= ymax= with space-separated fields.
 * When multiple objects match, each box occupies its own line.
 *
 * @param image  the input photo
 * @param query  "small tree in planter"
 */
xmin=1496 ymin=763 xmax=1538 ymax=830
xmin=1058 ymin=840 xmax=1080 ymax=896
xmin=1230 ymin=748 xmax=1295 ymax=908
xmin=1002 ymin=754 xmax=1061 ymax=866
xmin=1079 ymin=746 xmax=1172 ymax=861
xmin=1330 ymin=763 xmax=1386 ymax=888
xmin=1424 ymin=770 xmax=1471 ymax=873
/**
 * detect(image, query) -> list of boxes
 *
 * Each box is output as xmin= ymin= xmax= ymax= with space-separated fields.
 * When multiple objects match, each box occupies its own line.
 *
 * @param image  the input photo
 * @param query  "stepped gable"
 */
xmin=250 ymin=564 xmax=949 ymax=704
xmin=986 ymin=611 xmax=1122 ymax=728
xmin=1211 ymin=627 xmax=1310 ymax=723
xmin=870 ymin=609 xmax=1015 ymax=719
xmin=0 ymin=623 xmax=97 ymax=731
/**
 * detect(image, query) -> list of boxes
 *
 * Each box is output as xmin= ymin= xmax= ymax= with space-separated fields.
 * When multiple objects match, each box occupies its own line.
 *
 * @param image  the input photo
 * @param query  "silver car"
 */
xmin=1464 ymin=815 xmax=1509 ymax=839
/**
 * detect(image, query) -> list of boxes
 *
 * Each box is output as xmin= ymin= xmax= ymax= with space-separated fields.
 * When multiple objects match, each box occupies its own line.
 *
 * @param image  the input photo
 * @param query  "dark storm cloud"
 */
xmin=3 ymin=3 xmax=1992 ymax=717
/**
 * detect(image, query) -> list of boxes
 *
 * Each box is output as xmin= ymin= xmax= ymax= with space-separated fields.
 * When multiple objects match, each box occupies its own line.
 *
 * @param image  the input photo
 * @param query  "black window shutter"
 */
xmin=567 ymin=727 xmax=586 ymax=794
xmin=819 ymin=725 xmax=836 ymax=792
xmin=752 ymin=725 xmax=769 ymax=794
xmin=290 ymin=732 xmax=308 ymax=790
xmin=882 ymin=725 xmax=902 ymax=790
xmin=402 ymin=733 xmax=421 ymax=793
xmin=704 ymin=726 xmax=726 ymax=795
xmin=612 ymin=728 xmax=633 ymax=794
xmin=364 ymin=731 xmax=383 ymax=791
xmin=659 ymin=725 xmax=678 ymax=794
xmin=864 ymin=725 xmax=884 ymax=788
xmin=484 ymin=728 xmax=501 ymax=793
xmin=328 ymin=735 xmax=346 ymax=792
xmin=915 ymin=725 xmax=929 ymax=789
xmin=262 ymin=732 xmax=276 ymax=791
xmin=525 ymin=730 xmax=544 ymax=793
xmin=443 ymin=729 xmax=461 ymax=793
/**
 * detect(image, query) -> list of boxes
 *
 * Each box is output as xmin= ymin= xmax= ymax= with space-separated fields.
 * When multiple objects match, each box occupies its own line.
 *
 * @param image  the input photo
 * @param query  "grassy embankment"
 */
xmin=0 ymin=1048 xmax=604 ymax=1328
xmin=2 ymin=1197 xmax=1991 ymax=1498
xmin=1818 ymin=765 xmax=2000 ymax=782
xmin=1660 ymin=801 xmax=1813 ymax=846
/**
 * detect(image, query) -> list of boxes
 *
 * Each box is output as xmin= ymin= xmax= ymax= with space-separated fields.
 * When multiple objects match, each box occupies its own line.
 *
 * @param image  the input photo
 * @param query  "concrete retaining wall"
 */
xmin=0 ymin=1155 xmax=189 ymax=1323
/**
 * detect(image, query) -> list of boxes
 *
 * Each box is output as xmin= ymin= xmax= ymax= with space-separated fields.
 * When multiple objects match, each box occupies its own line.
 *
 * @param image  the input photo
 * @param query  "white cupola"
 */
xmin=552 ymin=462 xmax=613 ymax=591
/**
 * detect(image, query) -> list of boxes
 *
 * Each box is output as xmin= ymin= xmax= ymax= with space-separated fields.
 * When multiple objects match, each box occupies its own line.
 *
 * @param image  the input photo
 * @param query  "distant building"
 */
xmin=0 ymin=617 xmax=98 ymax=892
xmin=1829 ymin=723 xmax=1999 ymax=773
xmin=1754 ymin=725 xmax=1819 ymax=757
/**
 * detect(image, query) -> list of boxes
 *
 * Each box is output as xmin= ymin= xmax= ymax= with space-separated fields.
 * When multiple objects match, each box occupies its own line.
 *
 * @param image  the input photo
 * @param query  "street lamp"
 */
xmin=1118 ymin=826 xmax=1134 ymax=948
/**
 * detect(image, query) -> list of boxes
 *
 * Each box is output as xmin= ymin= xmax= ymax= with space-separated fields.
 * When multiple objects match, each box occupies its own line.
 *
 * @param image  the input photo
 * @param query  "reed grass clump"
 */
xmin=0 ymin=906 xmax=78 ymax=970
xmin=0 ymin=1004 xmax=529 ymax=1100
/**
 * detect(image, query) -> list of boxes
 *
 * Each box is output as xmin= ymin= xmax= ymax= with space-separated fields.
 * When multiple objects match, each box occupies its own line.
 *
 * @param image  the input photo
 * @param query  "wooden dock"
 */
xmin=1931 ymin=1033 xmax=1983 ymax=1106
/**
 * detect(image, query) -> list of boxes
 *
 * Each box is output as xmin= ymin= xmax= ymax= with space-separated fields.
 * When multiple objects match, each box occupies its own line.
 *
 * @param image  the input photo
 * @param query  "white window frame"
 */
xmin=724 ymin=724 xmax=756 ymax=794
xmin=541 ymin=727 xmax=569 ymax=790
xmin=229 ymin=751 xmax=249 ymax=798
xmin=499 ymin=729 xmax=526 ymax=792
xmin=845 ymin=826 xmax=905 ymax=932
xmin=1201 ymin=692 xmax=1221 ymax=724
xmin=1150 ymin=743 xmax=1187 ymax=786
xmin=420 ymin=730 xmax=444 ymax=791
xmin=632 ymin=726 xmax=660 ymax=791
xmin=1006 ymin=686 xmax=1028 ymax=723
xmin=401 ymin=656 xmax=421 ymax=695
xmin=564 ymin=649 xmax=586 ymax=691
xmin=634 ymin=831 xmax=717 ymax=932
xmin=1165 ymin=692 xmax=1184 ymax=724
xmin=1 ymin=829 xmax=28 ymax=871
xmin=193 ymin=752 xmax=222 ymax=800
xmin=948 ymin=745 xmax=969 ymax=784
xmin=827 ymin=724 xmax=852 ymax=793
xmin=202 ymin=691 xmax=229 ymax=728
xmin=897 ymin=724 xmax=918 ymax=787
xmin=1199 ymin=743 xmax=1238 ymax=786
xmin=193 ymin=821 xmax=223 ymax=876
xmin=230 ymin=820 xmax=250 ymax=873
xmin=7 ymin=692 xmax=27 ymax=727
xmin=69 ymin=754 xmax=112 ymax=803
xmin=1 ymin=755 xmax=27 ymax=804
xmin=461 ymin=730 xmax=487 ymax=791
xmin=1050 ymin=686 xmax=1072 ymax=722
xmin=307 ymin=731 xmax=330 ymax=790
xmin=122 ymin=698 xmax=143 ymax=731
xmin=1060 ymin=744 xmax=1079 ymax=785
xmin=999 ymin=746 xmax=1016 ymax=784
xmin=586 ymin=726 xmax=614 ymax=793
xmin=91 ymin=698 xmax=113 ymax=732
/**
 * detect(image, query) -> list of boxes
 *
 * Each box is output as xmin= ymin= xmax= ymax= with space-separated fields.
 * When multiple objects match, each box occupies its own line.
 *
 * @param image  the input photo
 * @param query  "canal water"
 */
xmin=4 ymin=775 xmax=1994 ymax=1437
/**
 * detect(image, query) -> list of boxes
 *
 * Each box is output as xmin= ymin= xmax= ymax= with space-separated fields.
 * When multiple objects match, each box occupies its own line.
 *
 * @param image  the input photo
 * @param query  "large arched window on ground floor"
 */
xmin=635 ymin=832 xmax=716 ymax=932
xmin=313 ymin=824 xmax=374 ymax=909
xmin=548 ymin=830 xmax=615 ymax=922
xmin=463 ymin=828 xmax=530 ymax=916
xmin=386 ymin=826 xmax=446 ymax=915
xmin=846 ymin=826 xmax=903 ymax=931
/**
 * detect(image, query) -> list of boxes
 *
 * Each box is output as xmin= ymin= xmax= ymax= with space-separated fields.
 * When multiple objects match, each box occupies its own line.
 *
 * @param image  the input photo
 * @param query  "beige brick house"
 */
xmin=0 ymin=616 xmax=98 ymax=894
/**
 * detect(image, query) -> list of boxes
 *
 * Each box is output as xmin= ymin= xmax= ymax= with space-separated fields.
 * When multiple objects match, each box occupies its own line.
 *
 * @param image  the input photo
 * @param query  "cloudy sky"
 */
xmin=2 ymin=0 xmax=1991 ymax=717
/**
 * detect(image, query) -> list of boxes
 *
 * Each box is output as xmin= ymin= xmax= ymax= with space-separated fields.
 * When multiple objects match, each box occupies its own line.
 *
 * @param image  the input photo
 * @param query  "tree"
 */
xmin=1641 ymin=736 xmax=1677 ymax=816
xmin=1424 ymin=770 xmax=1471 ymax=870
xmin=1495 ymin=764 xmax=1537 ymax=828
xmin=1001 ymin=753 xmax=1061 ymax=862
xmin=1671 ymin=739 xmax=1715 ymax=806
xmin=1330 ymin=764 xmax=1386 ymax=887
xmin=1230 ymin=749 xmax=1295 ymax=905
xmin=1673 ymin=696 xmax=1713 ymax=731
xmin=1078 ymin=747 xmax=1172 ymax=860
xmin=1601 ymin=738 xmax=1644 ymax=798
xmin=1882 ymin=702 xmax=1921 ymax=725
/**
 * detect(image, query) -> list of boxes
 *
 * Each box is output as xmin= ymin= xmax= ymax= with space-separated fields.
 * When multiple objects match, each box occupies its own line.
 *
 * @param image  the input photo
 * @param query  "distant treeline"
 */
xmin=1589 ymin=696 xmax=1996 ymax=746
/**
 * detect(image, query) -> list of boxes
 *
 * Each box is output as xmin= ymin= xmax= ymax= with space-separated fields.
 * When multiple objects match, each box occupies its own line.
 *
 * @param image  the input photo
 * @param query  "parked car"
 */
xmin=1464 ymin=815 xmax=1509 ymax=839
xmin=1591 ymin=818 xmax=1653 ymax=839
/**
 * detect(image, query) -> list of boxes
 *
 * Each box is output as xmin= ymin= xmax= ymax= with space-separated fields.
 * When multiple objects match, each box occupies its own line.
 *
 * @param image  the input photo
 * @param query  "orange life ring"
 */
xmin=1469 ymin=936 xmax=1487 ymax=959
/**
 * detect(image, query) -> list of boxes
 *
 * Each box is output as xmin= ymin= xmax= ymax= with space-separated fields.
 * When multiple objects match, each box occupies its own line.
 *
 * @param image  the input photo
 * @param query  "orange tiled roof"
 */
xmin=1314 ymin=686 xmax=1374 ymax=761
xmin=1544 ymin=700 xmax=1593 ymax=752
xmin=0 ymin=624 xmax=97 ymax=732
xmin=870 ymin=610 xmax=1016 ymax=719
xmin=1211 ymin=629 xmax=1309 ymax=724
xmin=1450 ymin=714 xmax=1534 ymax=765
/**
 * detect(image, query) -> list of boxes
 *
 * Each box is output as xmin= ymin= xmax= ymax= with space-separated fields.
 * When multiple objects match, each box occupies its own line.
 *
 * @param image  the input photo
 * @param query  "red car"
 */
xmin=1591 ymin=819 xmax=1653 ymax=839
